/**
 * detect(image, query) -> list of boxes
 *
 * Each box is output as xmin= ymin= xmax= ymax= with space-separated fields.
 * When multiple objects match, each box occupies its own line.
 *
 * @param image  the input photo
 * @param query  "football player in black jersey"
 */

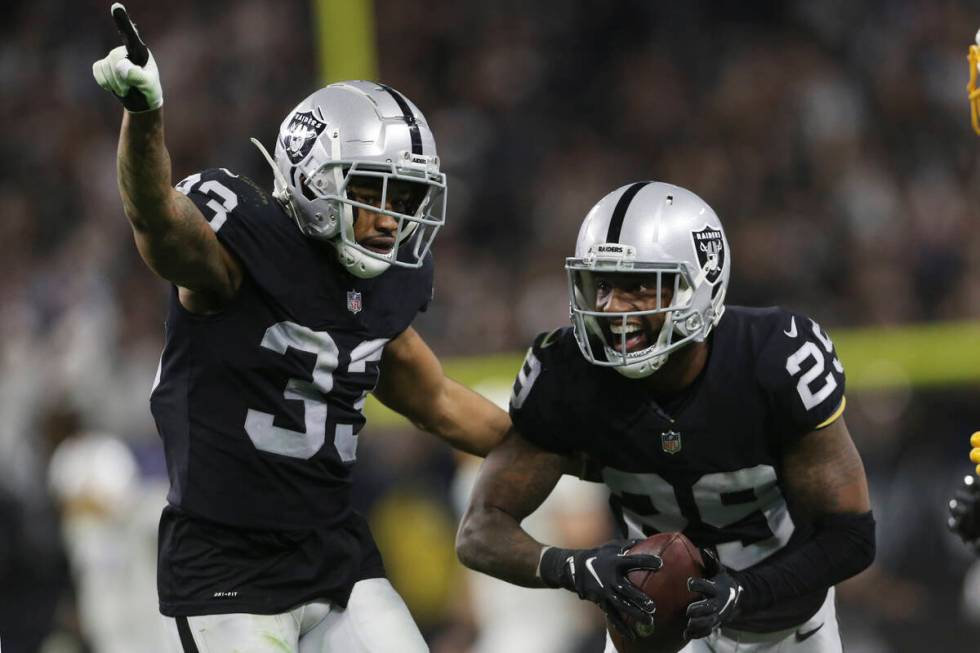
xmin=948 ymin=433 xmax=980 ymax=553
xmin=93 ymin=5 xmax=510 ymax=652
xmin=457 ymin=182 xmax=876 ymax=652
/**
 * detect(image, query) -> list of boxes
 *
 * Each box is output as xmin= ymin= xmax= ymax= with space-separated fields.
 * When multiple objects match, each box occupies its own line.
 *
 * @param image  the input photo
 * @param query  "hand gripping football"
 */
xmin=608 ymin=532 xmax=706 ymax=653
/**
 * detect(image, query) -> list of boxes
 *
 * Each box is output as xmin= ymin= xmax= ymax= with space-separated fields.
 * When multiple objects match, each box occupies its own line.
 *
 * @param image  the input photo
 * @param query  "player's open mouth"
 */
xmin=361 ymin=236 xmax=395 ymax=254
xmin=606 ymin=321 xmax=651 ymax=353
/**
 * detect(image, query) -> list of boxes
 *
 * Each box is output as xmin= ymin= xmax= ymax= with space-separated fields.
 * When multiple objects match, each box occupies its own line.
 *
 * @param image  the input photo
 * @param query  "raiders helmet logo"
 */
xmin=281 ymin=111 xmax=327 ymax=164
xmin=691 ymin=226 xmax=725 ymax=285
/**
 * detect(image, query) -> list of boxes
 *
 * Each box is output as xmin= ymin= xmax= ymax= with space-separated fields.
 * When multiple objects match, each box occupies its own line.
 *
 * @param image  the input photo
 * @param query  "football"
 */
xmin=607 ymin=532 xmax=706 ymax=653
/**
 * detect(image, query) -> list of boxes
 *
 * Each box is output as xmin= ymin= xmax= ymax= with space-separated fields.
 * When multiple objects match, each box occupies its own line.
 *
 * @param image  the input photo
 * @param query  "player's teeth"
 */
xmin=610 ymin=324 xmax=642 ymax=335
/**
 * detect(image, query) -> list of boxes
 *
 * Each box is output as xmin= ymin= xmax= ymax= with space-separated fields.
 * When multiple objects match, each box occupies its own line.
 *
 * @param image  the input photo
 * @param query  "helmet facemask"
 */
xmin=566 ymin=255 xmax=710 ymax=379
xmin=297 ymin=159 xmax=447 ymax=278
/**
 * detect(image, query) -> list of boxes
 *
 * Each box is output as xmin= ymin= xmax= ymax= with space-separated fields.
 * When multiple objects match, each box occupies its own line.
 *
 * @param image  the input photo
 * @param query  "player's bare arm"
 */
xmin=781 ymin=416 xmax=870 ymax=518
xmin=457 ymin=429 xmax=660 ymax=635
xmin=456 ymin=429 xmax=565 ymax=586
xmin=118 ymin=111 xmax=242 ymax=309
xmin=374 ymin=326 xmax=510 ymax=456
xmin=94 ymin=5 xmax=241 ymax=312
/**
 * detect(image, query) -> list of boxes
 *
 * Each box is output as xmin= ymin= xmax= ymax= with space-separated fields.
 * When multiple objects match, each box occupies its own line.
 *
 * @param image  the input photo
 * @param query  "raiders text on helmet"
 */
xmin=252 ymin=80 xmax=447 ymax=278
xmin=565 ymin=182 xmax=731 ymax=378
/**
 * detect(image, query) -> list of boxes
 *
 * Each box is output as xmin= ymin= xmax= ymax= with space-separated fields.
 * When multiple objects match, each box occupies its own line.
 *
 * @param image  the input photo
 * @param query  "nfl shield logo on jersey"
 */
xmin=661 ymin=430 xmax=682 ymax=455
xmin=347 ymin=290 xmax=363 ymax=314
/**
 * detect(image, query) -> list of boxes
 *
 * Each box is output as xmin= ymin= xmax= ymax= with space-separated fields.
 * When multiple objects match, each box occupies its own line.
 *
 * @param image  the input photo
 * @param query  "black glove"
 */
xmin=685 ymin=548 xmax=744 ymax=639
xmin=539 ymin=541 xmax=661 ymax=637
xmin=949 ymin=475 xmax=980 ymax=552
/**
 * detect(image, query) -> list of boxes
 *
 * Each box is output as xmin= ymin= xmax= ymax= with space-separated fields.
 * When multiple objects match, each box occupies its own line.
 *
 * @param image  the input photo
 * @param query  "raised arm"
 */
xmin=118 ymin=112 xmax=241 ymax=303
xmin=373 ymin=327 xmax=510 ymax=457
xmin=93 ymin=4 xmax=240 ymax=310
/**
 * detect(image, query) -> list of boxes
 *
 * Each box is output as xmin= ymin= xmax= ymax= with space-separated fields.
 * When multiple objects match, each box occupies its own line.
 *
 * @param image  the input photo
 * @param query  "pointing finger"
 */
xmin=111 ymin=3 xmax=149 ymax=66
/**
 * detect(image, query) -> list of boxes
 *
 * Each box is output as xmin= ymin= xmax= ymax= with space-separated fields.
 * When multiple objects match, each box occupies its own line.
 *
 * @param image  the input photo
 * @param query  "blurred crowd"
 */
xmin=1 ymin=1 xmax=980 ymax=651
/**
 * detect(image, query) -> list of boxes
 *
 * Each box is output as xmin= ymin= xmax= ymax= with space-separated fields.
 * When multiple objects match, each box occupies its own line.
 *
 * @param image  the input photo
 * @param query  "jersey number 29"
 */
xmin=785 ymin=319 xmax=843 ymax=411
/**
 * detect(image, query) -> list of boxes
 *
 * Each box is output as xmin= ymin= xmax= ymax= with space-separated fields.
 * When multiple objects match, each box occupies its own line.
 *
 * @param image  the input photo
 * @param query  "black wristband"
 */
xmin=121 ymin=89 xmax=151 ymax=113
xmin=539 ymin=546 xmax=574 ymax=589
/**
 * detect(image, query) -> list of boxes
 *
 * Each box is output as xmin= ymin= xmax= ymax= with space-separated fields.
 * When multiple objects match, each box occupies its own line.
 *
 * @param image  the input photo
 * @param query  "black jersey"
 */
xmin=150 ymin=168 xmax=432 ymax=616
xmin=509 ymin=306 xmax=846 ymax=632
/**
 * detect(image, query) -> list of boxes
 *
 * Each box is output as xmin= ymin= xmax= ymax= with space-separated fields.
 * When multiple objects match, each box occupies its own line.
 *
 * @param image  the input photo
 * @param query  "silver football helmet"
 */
xmin=252 ymin=80 xmax=447 ymax=278
xmin=566 ymin=182 xmax=731 ymax=378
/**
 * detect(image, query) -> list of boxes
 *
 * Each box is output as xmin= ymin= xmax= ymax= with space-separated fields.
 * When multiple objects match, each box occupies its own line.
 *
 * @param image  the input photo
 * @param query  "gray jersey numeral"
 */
xmin=244 ymin=321 xmax=387 ymax=461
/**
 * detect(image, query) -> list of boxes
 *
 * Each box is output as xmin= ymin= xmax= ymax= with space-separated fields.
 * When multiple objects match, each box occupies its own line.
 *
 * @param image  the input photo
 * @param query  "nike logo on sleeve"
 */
xmin=784 ymin=316 xmax=798 ymax=338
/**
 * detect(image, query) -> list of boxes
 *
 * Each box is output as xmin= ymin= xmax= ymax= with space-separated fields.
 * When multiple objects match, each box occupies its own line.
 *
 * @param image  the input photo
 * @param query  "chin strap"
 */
xmin=250 ymin=137 xmax=299 ymax=221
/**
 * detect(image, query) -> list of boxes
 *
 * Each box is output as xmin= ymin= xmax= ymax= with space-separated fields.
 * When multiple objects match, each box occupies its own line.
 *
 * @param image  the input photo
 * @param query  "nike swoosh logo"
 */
xmin=795 ymin=622 xmax=824 ymax=642
xmin=585 ymin=556 xmax=604 ymax=588
xmin=721 ymin=586 xmax=738 ymax=611
xmin=784 ymin=316 xmax=798 ymax=338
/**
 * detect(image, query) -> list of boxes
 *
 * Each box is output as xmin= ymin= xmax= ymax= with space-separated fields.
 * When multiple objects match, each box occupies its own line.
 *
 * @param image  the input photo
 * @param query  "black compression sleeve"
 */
xmin=730 ymin=511 xmax=876 ymax=613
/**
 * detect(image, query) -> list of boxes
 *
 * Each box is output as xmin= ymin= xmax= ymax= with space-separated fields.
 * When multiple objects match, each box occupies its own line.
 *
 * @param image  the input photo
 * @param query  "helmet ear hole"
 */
xmin=299 ymin=174 xmax=317 ymax=202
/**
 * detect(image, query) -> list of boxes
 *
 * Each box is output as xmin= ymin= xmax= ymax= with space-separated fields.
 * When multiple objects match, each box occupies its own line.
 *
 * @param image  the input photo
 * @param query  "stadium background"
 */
xmin=1 ymin=0 xmax=979 ymax=651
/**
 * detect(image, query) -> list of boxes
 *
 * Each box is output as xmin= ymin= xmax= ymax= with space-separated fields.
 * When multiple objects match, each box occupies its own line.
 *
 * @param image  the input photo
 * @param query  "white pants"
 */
xmin=605 ymin=588 xmax=840 ymax=653
xmin=163 ymin=578 xmax=428 ymax=653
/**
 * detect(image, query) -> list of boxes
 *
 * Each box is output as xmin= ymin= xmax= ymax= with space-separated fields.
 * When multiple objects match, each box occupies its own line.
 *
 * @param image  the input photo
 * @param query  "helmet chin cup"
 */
xmin=613 ymin=353 xmax=668 ymax=378
xmin=333 ymin=239 xmax=391 ymax=279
